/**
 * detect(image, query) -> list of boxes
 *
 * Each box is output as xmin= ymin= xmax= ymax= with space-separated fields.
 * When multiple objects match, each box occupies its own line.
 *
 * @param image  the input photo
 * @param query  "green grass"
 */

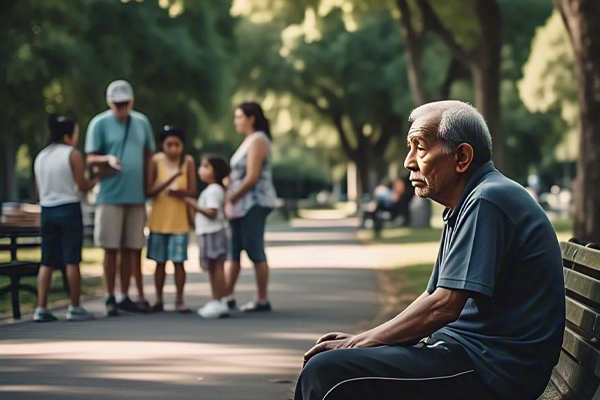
xmin=393 ymin=263 xmax=433 ymax=297
xmin=0 ymin=274 xmax=104 ymax=317
xmin=0 ymin=246 xmax=105 ymax=319
xmin=358 ymin=226 xmax=443 ymax=245
xmin=0 ymin=246 xmax=104 ymax=265
xmin=360 ymin=215 xmax=574 ymax=246
xmin=550 ymin=218 xmax=573 ymax=234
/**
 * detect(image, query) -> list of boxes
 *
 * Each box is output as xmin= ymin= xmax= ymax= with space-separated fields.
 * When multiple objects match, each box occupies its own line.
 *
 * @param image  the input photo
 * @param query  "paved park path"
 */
xmin=0 ymin=218 xmax=385 ymax=400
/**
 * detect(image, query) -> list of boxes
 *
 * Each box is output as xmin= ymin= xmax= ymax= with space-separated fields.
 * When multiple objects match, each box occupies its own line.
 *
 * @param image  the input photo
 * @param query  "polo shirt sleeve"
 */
xmin=436 ymin=198 xmax=514 ymax=298
xmin=427 ymin=260 xmax=440 ymax=294
xmin=85 ymin=116 xmax=103 ymax=154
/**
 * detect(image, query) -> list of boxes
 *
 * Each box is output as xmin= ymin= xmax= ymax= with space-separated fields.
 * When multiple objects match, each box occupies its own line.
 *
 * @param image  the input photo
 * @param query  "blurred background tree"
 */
xmin=2 ymin=0 xmax=237 ymax=200
xmin=552 ymin=0 xmax=600 ymax=244
xmin=0 ymin=0 xmax=593 ymax=221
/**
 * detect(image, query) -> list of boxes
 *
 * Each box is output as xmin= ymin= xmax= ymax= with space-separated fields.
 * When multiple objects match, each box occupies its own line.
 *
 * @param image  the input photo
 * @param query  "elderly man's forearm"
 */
xmin=352 ymin=291 xmax=461 ymax=347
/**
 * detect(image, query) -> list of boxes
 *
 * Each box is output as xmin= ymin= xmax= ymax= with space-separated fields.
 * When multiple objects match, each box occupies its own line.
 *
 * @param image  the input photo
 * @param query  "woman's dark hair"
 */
xmin=48 ymin=114 xmax=76 ymax=143
xmin=204 ymin=154 xmax=231 ymax=187
xmin=238 ymin=102 xmax=271 ymax=140
xmin=159 ymin=125 xmax=186 ymax=144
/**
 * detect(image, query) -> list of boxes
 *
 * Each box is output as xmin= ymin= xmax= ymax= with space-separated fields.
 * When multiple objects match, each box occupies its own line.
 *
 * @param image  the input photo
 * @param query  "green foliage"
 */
xmin=518 ymin=10 xmax=578 ymax=162
xmin=4 ymin=0 xmax=237 ymax=157
xmin=235 ymin=3 xmax=421 ymax=186
xmin=1 ymin=0 xmax=577 ymax=199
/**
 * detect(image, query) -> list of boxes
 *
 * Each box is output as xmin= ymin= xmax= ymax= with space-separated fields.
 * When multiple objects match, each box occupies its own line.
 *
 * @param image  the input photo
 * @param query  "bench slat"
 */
xmin=565 ymin=297 xmax=600 ymax=340
xmin=564 ymin=268 xmax=600 ymax=305
xmin=551 ymin=350 xmax=600 ymax=400
xmin=0 ymin=243 xmax=41 ymax=251
xmin=0 ymin=261 xmax=40 ymax=276
xmin=562 ymin=326 xmax=600 ymax=378
xmin=561 ymin=242 xmax=600 ymax=273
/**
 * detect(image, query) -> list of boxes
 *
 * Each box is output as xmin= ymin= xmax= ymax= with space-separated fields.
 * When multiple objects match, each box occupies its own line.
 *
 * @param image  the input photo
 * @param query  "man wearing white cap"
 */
xmin=85 ymin=80 xmax=155 ymax=316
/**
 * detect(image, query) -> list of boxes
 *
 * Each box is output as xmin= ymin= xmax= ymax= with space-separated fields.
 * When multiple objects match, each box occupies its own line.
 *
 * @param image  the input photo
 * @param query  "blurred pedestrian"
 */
xmin=147 ymin=126 xmax=196 ymax=313
xmin=185 ymin=155 xmax=231 ymax=319
xmin=85 ymin=80 xmax=155 ymax=316
xmin=33 ymin=114 xmax=99 ymax=322
xmin=224 ymin=102 xmax=277 ymax=313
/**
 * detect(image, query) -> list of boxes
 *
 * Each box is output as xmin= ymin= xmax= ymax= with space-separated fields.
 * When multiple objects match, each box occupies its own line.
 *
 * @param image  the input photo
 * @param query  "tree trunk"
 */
xmin=472 ymin=0 xmax=504 ymax=172
xmin=353 ymin=148 xmax=376 ymax=198
xmin=0 ymin=132 xmax=17 ymax=203
xmin=555 ymin=0 xmax=600 ymax=244
xmin=472 ymin=65 xmax=503 ymax=171
xmin=397 ymin=0 xmax=427 ymax=105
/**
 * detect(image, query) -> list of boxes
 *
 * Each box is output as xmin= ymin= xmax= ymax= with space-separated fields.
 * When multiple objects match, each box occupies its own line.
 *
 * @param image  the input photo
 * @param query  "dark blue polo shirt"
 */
xmin=428 ymin=162 xmax=565 ymax=399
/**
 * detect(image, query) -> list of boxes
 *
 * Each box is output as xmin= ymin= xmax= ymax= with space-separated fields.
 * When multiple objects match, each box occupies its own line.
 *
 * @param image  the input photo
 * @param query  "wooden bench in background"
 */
xmin=540 ymin=239 xmax=600 ymax=399
xmin=0 ymin=225 xmax=69 ymax=320
xmin=0 ymin=225 xmax=42 ymax=320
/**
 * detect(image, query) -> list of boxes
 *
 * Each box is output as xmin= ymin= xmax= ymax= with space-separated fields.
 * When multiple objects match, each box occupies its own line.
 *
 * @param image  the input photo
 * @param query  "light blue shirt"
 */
xmin=85 ymin=110 xmax=155 ymax=205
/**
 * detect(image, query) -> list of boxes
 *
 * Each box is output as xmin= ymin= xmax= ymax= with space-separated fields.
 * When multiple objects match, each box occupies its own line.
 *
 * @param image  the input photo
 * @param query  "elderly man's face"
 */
xmin=109 ymin=100 xmax=133 ymax=121
xmin=404 ymin=115 xmax=457 ymax=201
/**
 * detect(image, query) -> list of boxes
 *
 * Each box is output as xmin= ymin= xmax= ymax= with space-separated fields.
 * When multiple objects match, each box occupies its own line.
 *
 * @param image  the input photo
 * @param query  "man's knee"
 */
xmin=298 ymin=351 xmax=350 ymax=400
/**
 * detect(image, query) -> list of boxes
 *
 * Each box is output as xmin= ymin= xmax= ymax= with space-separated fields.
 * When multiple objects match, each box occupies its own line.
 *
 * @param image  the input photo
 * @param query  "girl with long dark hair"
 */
xmin=146 ymin=126 xmax=197 ymax=313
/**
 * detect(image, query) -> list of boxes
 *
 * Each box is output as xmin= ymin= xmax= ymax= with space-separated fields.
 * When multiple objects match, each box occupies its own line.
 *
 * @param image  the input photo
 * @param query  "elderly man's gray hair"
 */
xmin=408 ymin=101 xmax=493 ymax=166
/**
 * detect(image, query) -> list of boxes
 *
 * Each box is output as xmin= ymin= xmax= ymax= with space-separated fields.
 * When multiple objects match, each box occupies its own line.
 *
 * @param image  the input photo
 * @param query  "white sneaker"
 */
xmin=197 ymin=300 xmax=230 ymax=319
xmin=66 ymin=306 xmax=95 ymax=321
xmin=33 ymin=307 xmax=58 ymax=322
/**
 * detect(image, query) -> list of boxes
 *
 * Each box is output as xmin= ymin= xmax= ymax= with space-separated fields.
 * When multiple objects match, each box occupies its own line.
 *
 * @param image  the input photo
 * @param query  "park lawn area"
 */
xmin=0 ymin=246 xmax=105 ymax=319
xmin=358 ymin=226 xmax=443 ymax=245
xmin=359 ymin=215 xmax=573 ymax=245
xmin=371 ymin=216 xmax=574 ymax=320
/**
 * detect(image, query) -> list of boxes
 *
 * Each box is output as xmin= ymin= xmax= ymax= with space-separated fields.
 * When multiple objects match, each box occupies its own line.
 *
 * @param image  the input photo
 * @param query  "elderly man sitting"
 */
xmin=295 ymin=101 xmax=565 ymax=400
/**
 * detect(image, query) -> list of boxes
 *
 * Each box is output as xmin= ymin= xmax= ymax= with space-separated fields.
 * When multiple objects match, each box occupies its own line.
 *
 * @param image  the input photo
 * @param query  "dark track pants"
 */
xmin=295 ymin=335 xmax=503 ymax=400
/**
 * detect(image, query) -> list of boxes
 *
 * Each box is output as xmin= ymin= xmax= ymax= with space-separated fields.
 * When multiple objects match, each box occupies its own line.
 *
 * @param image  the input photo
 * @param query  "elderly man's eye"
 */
xmin=417 ymin=146 xmax=425 ymax=151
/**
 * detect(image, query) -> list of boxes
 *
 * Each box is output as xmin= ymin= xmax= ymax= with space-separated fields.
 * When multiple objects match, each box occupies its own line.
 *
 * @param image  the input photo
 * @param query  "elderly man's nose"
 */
xmin=404 ymin=151 xmax=417 ymax=171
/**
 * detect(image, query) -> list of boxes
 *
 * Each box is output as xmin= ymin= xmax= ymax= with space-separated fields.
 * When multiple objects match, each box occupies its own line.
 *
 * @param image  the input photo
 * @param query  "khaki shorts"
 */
xmin=94 ymin=204 xmax=146 ymax=250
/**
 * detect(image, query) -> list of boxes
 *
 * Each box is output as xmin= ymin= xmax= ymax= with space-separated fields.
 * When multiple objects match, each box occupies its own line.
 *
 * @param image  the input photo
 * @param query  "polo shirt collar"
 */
xmin=442 ymin=161 xmax=496 ymax=227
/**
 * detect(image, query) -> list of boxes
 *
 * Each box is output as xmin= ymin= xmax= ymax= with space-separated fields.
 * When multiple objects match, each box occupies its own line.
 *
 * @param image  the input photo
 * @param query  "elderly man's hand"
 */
xmin=304 ymin=335 xmax=355 ymax=363
xmin=316 ymin=332 xmax=353 ymax=344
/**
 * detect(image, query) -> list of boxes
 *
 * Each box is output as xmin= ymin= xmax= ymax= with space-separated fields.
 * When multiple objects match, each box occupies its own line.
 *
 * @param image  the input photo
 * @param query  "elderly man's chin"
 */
xmin=415 ymin=187 xmax=430 ymax=198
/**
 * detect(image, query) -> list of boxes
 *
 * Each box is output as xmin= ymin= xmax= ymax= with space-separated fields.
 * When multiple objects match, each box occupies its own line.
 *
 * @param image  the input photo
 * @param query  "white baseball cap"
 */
xmin=106 ymin=80 xmax=134 ymax=103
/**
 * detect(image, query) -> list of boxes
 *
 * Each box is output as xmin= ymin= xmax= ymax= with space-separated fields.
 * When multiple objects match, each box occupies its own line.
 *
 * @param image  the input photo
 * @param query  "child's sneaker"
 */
xmin=66 ymin=306 xmax=95 ymax=321
xmin=197 ymin=300 xmax=230 ymax=319
xmin=240 ymin=300 xmax=272 ymax=313
xmin=33 ymin=307 xmax=58 ymax=322
xmin=105 ymin=295 xmax=119 ymax=317
xmin=223 ymin=295 xmax=237 ymax=310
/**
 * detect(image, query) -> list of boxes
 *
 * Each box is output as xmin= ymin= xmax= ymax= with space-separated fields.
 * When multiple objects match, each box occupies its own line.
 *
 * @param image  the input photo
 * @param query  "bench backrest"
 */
xmin=548 ymin=240 xmax=600 ymax=399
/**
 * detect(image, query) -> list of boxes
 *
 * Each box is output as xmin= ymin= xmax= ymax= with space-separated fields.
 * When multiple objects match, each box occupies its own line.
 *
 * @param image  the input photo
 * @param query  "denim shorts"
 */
xmin=147 ymin=232 xmax=189 ymax=263
xmin=41 ymin=202 xmax=83 ymax=269
xmin=229 ymin=206 xmax=272 ymax=263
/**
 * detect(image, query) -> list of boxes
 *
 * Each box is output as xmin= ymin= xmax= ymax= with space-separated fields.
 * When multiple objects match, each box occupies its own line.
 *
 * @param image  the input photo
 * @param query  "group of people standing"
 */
xmin=32 ymin=80 xmax=277 ymax=321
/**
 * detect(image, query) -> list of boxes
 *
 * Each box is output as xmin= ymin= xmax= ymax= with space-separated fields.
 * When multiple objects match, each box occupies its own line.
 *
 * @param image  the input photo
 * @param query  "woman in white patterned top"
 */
xmin=224 ymin=102 xmax=277 ymax=313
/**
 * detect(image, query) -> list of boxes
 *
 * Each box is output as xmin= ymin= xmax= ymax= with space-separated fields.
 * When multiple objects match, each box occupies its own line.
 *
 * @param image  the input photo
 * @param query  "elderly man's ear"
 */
xmin=455 ymin=143 xmax=474 ymax=174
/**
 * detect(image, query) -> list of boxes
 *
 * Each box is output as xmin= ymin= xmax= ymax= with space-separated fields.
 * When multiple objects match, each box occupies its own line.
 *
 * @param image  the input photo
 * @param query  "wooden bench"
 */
xmin=0 ymin=225 xmax=42 ymax=319
xmin=539 ymin=239 xmax=600 ymax=399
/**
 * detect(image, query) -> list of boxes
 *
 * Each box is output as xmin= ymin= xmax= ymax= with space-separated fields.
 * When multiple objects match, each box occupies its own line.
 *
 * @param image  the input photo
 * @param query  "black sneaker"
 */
xmin=118 ymin=296 xmax=145 ymax=313
xmin=240 ymin=301 xmax=272 ymax=313
xmin=106 ymin=295 xmax=119 ymax=317
xmin=136 ymin=300 xmax=151 ymax=313
xmin=226 ymin=298 xmax=237 ymax=310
